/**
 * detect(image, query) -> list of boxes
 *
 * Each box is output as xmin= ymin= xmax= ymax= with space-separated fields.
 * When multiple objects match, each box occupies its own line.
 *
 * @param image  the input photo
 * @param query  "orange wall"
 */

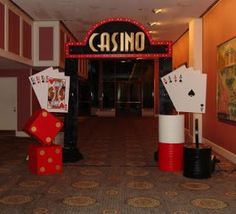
xmin=203 ymin=0 xmax=236 ymax=154
xmin=172 ymin=0 xmax=236 ymax=154
xmin=172 ymin=31 xmax=189 ymax=69
xmin=172 ymin=32 xmax=190 ymax=130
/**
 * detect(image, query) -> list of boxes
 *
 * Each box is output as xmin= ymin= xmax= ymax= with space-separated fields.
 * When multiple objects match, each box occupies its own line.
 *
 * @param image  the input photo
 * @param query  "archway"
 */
xmin=63 ymin=18 xmax=172 ymax=162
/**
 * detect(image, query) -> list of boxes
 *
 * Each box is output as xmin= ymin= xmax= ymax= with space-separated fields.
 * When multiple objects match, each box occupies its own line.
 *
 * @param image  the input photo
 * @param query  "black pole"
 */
xmin=63 ymin=58 xmax=83 ymax=162
xmin=195 ymin=118 xmax=199 ymax=149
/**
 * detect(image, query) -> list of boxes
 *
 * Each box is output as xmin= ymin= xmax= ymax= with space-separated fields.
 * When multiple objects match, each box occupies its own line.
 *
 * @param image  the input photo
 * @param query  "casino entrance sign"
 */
xmin=65 ymin=18 xmax=172 ymax=59
xmin=63 ymin=18 xmax=172 ymax=163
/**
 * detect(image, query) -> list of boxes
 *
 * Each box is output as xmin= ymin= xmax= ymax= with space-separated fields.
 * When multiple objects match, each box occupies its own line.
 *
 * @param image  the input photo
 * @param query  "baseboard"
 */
xmin=203 ymin=138 xmax=236 ymax=164
xmin=0 ymin=130 xmax=15 ymax=136
xmin=54 ymin=132 xmax=64 ymax=146
xmin=142 ymin=109 xmax=154 ymax=117
xmin=91 ymin=107 xmax=98 ymax=116
xmin=15 ymin=131 xmax=30 ymax=137
xmin=96 ymin=109 xmax=115 ymax=117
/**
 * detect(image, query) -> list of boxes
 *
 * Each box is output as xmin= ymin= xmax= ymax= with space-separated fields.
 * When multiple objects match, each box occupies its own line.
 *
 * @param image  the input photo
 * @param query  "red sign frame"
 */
xmin=65 ymin=17 xmax=172 ymax=59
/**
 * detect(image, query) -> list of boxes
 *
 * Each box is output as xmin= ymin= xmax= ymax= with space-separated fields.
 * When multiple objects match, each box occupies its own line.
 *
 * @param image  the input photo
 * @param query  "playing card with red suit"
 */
xmin=24 ymin=109 xmax=63 ymax=145
xmin=28 ymin=144 xmax=62 ymax=175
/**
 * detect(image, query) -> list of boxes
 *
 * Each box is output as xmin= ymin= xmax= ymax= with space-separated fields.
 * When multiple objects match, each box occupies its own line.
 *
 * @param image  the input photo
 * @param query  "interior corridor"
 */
xmin=0 ymin=117 xmax=235 ymax=214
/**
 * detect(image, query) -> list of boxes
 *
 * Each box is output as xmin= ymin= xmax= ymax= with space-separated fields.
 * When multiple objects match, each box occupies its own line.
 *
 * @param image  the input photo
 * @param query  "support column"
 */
xmin=154 ymin=59 xmax=159 ymax=116
xmin=189 ymin=18 xmax=203 ymax=143
xmin=98 ymin=61 xmax=103 ymax=110
xmin=63 ymin=58 xmax=83 ymax=162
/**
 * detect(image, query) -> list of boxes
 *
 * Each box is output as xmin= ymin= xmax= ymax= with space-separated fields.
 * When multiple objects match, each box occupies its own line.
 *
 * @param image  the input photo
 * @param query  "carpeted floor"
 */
xmin=0 ymin=117 xmax=235 ymax=214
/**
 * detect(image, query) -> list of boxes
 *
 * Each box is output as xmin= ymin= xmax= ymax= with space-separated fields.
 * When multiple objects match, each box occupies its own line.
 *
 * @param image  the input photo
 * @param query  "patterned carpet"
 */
xmin=0 ymin=117 xmax=236 ymax=214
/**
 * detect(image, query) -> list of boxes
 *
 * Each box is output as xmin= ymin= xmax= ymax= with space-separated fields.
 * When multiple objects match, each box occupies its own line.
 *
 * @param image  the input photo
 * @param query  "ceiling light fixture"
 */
xmin=152 ymin=8 xmax=163 ymax=14
xmin=149 ymin=31 xmax=158 ymax=34
xmin=148 ymin=22 xmax=161 ymax=26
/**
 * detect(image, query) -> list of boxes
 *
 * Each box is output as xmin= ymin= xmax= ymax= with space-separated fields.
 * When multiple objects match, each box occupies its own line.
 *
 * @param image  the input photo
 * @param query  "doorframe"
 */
xmin=0 ymin=77 xmax=17 ymax=131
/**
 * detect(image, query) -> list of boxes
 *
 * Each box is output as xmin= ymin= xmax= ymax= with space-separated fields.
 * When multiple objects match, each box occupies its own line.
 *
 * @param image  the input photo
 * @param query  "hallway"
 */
xmin=77 ymin=117 xmax=157 ymax=167
xmin=0 ymin=117 xmax=235 ymax=214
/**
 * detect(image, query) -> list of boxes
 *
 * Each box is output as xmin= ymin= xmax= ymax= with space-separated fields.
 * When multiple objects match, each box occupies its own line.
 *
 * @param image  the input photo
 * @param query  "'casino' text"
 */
xmin=89 ymin=32 xmax=145 ymax=52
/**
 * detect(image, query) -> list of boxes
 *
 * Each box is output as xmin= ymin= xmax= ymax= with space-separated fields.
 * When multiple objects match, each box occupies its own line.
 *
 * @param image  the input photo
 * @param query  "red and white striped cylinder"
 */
xmin=158 ymin=114 xmax=184 ymax=171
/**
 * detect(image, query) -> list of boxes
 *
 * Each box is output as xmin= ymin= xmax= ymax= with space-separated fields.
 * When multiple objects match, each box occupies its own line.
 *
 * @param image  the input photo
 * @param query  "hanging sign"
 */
xmin=65 ymin=18 xmax=172 ymax=59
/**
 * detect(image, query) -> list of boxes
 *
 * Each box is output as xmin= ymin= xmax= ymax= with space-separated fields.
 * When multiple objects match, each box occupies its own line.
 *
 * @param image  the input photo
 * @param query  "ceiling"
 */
xmin=12 ymin=0 xmax=218 ymax=42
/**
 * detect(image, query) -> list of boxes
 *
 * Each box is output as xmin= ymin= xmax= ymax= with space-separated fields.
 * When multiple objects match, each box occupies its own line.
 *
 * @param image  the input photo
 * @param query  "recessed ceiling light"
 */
xmin=149 ymin=31 xmax=158 ymax=34
xmin=148 ymin=22 xmax=161 ymax=26
xmin=152 ymin=8 xmax=163 ymax=14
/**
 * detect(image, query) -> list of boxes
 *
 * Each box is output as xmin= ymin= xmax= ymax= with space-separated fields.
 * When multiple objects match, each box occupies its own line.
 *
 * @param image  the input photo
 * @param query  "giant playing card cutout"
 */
xmin=29 ymin=67 xmax=70 ymax=113
xmin=161 ymin=65 xmax=207 ymax=113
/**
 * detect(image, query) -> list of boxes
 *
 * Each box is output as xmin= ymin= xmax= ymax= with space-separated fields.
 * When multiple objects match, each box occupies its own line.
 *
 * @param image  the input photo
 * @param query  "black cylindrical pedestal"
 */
xmin=63 ymin=58 xmax=83 ymax=163
xmin=183 ymin=144 xmax=212 ymax=179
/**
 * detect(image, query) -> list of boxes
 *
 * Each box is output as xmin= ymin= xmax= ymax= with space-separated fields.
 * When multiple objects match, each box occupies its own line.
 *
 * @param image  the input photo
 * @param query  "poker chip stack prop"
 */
xmin=158 ymin=115 xmax=184 ymax=171
xmin=24 ymin=67 xmax=69 ymax=175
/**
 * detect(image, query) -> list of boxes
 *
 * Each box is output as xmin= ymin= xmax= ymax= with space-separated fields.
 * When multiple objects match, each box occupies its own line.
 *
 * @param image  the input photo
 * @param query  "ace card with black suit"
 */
xmin=172 ymin=72 xmax=207 ymax=113
xmin=161 ymin=67 xmax=207 ymax=113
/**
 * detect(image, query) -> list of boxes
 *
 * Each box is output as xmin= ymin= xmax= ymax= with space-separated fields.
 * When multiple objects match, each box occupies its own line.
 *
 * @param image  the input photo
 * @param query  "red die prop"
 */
xmin=24 ymin=109 xmax=63 ymax=145
xmin=28 ymin=144 xmax=62 ymax=175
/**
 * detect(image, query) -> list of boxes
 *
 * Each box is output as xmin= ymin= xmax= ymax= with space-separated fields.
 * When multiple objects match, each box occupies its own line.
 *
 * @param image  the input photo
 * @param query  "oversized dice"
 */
xmin=28 ymin=144 xmax=62 ymax=175
xmin=24 ymin=109 xmax=63 ymax=145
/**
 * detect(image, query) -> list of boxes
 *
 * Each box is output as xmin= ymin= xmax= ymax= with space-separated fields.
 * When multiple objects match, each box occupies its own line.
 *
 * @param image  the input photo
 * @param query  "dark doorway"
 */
xmin=89 ymin=59 xmax=154 ymax=116
xmin=116 ymin=80 xmax=142 ymax=116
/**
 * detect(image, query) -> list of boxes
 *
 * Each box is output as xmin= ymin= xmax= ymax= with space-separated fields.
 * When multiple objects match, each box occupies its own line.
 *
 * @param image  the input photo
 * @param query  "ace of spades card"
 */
xmin=47 ymin=76 xmax=70 ymax=113
xmin=174 ymin=72 xmax=207 ymax=113
xmin=161 ymin=66 xmax=207 ymax=114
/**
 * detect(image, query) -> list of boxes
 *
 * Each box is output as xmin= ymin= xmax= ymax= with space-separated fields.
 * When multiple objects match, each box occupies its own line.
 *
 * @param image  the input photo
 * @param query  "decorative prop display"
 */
xmin=158 ymin=114 xmax=184 ymax=143
xmin=28 ymin=144 xmax=62 ymax=175
xmin=158 ymin=115 xmax=184 ymax=171
xmin=25 ymin=69 xmax=65 ymax=175
xmin=160 ymin=65 xmax=212 ymax=178
xmin=217 ymin=37 xmax=236 ymax=122
xmin=65 ymin=17 xmax=172 ymax=59
xmin=183 ymin=143 xmax=212 ymax=179
xmin=24 ymin=109 xmax=63 ymax=175
xmin=63 ymin=58 xmax=84 ymax=163
xmin=161 ymin=65 xmax=207 ymax=113
xmin=64 ymin=17 xmax=172 ymax=163
xmin=24 ymin=109 xmax=63 ymax=146
xmin=29 ymin=67 xmax=70 ymax=113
